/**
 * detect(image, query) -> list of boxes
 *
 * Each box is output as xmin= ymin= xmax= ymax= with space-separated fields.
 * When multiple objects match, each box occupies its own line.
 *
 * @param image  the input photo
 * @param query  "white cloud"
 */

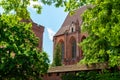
xmin=47 ymin=28 xmax=55 ymax=41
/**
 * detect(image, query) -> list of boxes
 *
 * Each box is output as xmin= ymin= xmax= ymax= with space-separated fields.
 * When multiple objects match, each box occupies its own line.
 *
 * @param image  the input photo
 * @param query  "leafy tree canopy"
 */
xmin=0 ymin=14 xmax=49 ymax=80
xmin=0 ymin=0 xmax=50 ymax=79
xmin=0 ymin=0 xmax=42 ymax=18
xmin=0 ymin=0 xmax=92 ymax=18
xmin=80 ymin=0 xmax=120 ymax=67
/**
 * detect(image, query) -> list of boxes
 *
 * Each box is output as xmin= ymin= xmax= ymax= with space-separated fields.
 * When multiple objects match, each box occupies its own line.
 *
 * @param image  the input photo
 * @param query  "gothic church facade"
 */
xmin=53 ymin=6 xmax=87 ymax=65
xmin=42 ymin=6 xmax=88 ymax=80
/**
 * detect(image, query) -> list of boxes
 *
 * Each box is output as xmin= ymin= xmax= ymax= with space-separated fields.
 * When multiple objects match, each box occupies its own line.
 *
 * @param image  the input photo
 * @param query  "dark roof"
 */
xmin=48 ymin=63 xmax=108 ymax=73
xmin=54 ymin=6 xmax=88 ymax=36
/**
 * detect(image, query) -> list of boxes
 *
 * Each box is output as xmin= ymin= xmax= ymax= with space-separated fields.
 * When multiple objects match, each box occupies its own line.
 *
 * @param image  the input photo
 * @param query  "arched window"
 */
xmin=70 ymin=37 xmax=76 ymax=59
xmin=61 ymin=42 xmax=64 ymax=60
xmin=58 ymin=40 xmax=64 ymax=60
xmin=71 ymin=28 xmax=74 ymax=32
xmin=70 ymin=22 xmax=76 ymax=33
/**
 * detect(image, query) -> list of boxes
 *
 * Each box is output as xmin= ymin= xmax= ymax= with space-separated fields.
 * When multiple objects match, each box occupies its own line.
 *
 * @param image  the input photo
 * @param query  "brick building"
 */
xmin=42 ymin=5 xmax=109 ymax=80
xmin=42 ymin=6 xmax=89 ymax=80
xmin=53 ymin=6 xmax=88 ymax=65
xmin=22 ymin=19 xmax=44 ymax=51
xmin=32 ymin=21 xmax=44 ymax=51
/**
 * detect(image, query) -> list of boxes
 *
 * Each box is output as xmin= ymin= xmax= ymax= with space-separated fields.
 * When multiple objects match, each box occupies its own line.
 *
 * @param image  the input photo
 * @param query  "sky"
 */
xmin=0 ymin=1 xmax=68 ymax=63
xmin=28 ymin=4 xmax=68 ymax=63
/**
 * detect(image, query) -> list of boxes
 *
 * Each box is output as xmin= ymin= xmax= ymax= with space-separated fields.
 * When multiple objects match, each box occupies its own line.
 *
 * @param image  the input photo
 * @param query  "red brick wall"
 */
xmin=42 ymin=73 xmax=62 ymax=80
xmin=32 ymin=23 xmax=44 ymax=51
xmin=21 ymin=19 xmax=44 ymax=51
xmin=53 ymin=31 xmax=87 ymax=65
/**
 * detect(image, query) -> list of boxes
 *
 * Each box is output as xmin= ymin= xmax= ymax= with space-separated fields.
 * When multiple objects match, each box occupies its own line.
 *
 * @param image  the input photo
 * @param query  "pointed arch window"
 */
xmin=71 ymin=28 xmax=74 ymax=32
xmin=61 ymin=41 xmax=64 ymax=60
xmin=71 ymin=38 xmax=76 ymax=59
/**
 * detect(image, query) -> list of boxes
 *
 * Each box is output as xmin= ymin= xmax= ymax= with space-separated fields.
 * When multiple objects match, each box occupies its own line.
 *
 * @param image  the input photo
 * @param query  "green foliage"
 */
xmin=0 ymin=0 xmax=42 ymax=18
xmin=61 ymin=73 xmax=79 ymax=80
xmin=41 ymin=0 xmax=94 ymax=11
xmin=61 ymin=71 xmax=98 ymax=80
xmin=52 ymin=44 xmax=62 ymax=67
xmin=0 ymin=0 xmax=51 ymax=79
xmin=61 ymin=70 xmax=120 ymax=80
xmin=79 ymin=0 xmax=120 ymax=67
xmin=97 ymin=70 xmax=120 ymax=80
xmin=0 ymin=0 xmax=92 ymax=17
xmin=0 ymin=0 xmax=94 ymax=17
xmin=0 ymin=14 xmax=49 ymax=80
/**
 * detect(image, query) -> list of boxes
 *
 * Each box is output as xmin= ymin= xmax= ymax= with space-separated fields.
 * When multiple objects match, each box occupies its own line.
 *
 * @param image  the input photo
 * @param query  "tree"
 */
xmin=0 ymin=0 xmax=50 ymax=79
xmin=0 ymin=14 xmax=49 ymax=80
xmin=0 ymin=0 xmax=42 ymax=18
xmin=0 ymin=0 xmax=89 ymax=17
xmin=79 ymin=0 xmax=120 ymax=67
xmin=52 ymin=44 xmax=62 ymax=67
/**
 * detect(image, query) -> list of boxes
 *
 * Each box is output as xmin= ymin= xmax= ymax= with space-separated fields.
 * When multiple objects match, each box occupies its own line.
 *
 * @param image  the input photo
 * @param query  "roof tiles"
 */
xmin=54 ymin=6 xmax=88 ymax=36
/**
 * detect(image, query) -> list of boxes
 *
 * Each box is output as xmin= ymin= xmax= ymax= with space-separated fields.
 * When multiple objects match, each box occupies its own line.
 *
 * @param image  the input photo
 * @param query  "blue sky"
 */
xmin=29 ymin=4 xmax=68 ymax=62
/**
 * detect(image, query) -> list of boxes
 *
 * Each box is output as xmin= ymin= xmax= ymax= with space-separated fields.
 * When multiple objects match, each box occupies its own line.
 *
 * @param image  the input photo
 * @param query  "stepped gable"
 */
xmin=54 ymin=6 xmax=88 ymax=37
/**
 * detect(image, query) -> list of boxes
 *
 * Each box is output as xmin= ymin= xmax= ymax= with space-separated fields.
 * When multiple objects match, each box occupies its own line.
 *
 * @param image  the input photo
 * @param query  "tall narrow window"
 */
xmin=71 ymin=28 xmax=74 ymax=32
xmin=61 ymin=42 xmax=64 ymax=60
xmin=71 ymin=39 xmax=76 ymax=58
